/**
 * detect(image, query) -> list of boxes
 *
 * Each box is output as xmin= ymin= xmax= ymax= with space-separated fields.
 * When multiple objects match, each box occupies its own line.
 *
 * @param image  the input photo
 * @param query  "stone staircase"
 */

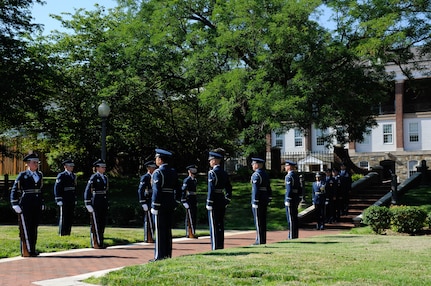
xmin=300 ymin=180 xmax=391 ymax=230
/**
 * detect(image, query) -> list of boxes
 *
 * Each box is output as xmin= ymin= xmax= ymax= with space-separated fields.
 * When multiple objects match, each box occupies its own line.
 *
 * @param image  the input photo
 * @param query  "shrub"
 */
xmin=390 ymin=205 xmax=427 ymax=234
xmin=351 ymin=173 xmax=363 ymax=182
xmin=362 ymin=205 xmax=391 ymax=234
xmin=427 ymin=212 xmax=431 ymax=229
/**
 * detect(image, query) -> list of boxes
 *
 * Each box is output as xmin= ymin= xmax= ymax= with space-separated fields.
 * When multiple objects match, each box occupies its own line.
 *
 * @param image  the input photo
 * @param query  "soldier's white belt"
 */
xmin=64 ymin=187 xmax=75 ymax=191
xmin=315 ymin=192 xmax=323 ymax=195
xmin=93 ymin=191 xmax=107 ymax=195
xmin=162 ymin=188 xmax=174 ymax=193
xmin=23 ymin=189 xmax=41 ymax=194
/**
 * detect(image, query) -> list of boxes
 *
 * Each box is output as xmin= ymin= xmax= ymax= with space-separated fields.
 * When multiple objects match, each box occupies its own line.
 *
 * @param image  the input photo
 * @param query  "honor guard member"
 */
xmin=312 ymin=173 xmax=326 ymax=230
xmin=250 ymin=157 xmax=272 ymax=245
xmin=181 ymin=164 xmax=198 ymax=238
xmin=150 ymin=149 xmax=180 ymax=261
xmin=84 ymin=159 xmax=109 ymax=249
xmin=323 ymin=168 xmax=335 ymax=223
xmin=339 ymin=163 xmax=352 ymax=215
xmin=207 ymin=150 xmax=233 ymax=250
xmin=284 ymin=160 xmax=301 ymax=239
xmin=137 ymin=160 xmax=157 ymax=243
xmin=10 ymin=153 xmax=44 ymax=257
xmin=54 ymin=159 xmax=77 ymax=236
xmin=332 ymin=168 xmax=342 ymax=222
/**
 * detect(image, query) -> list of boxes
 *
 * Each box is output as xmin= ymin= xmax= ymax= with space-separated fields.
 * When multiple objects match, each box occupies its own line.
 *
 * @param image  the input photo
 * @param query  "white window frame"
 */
xmin=275 ymin=133 xmax=283 ymax=148
xmin=316 ymin=129 xmax=325 ymax=146
xmin=383 ymin=124 xmax=393 ymax=144
xmin=294 ymin=129 xmax=303 ymax=147
xmin=408 ymin=122 xmax=419 ymax=143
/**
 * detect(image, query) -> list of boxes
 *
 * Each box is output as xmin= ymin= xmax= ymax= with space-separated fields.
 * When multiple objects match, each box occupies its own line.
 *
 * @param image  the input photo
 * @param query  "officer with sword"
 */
xmin=54 ymin=159 xmax=77 ymax=236
xmin=137 ymin=160 xmax=157 ymax=243
xmin=181 ymin=164 xmax=199 ymax=238
xmin=84 ymin=159 xmax=109 ymax=249
xmin=10 ymin=153 xmax=44 ymax=257
xmin=206 ymin=150 xmax=232 ymax=250
xmin=250 ymin=157 xmax=272 ymax=245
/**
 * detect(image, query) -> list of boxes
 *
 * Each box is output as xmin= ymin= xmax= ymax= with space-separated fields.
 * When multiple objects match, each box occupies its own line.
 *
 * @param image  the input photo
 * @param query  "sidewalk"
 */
xmin=0 ymin=228 xmax=342 ymax=286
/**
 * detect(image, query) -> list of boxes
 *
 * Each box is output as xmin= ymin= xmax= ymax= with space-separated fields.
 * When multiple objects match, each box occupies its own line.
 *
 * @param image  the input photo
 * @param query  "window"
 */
xmin=359 ymin=161 xmax=369 ymax=170
xmin=275 ymin=133 xmax=283 ymax=148
xmin=409 ymin=122 xmax=419 ymax=142
xmin=383 ymin=124 xmax=393 ymax=144
xmin=408 ymin=160 xmax=419 ymax=177
xmin=294 ymin=129 xmax=303 ymax=147
xmin=361 ymin=129 xmax=371 ymax=144
xmin=316 ymin=129 xmax=324 ymax=146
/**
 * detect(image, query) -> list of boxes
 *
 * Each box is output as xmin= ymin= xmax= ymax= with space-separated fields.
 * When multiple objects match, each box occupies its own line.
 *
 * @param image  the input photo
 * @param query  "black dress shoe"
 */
xmin=30 ymin=252 xmax=39 ymax=257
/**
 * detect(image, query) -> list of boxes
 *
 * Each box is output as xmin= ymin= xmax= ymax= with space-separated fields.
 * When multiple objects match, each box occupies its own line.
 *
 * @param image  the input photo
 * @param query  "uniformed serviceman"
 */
xmin=137 ymin=160 xmax=157 ymax=243
xmin=10 ymin=153 xmax=44 ymax=257
xmin=284 ymin=160 xmax=301 ymax=239
xmin=207 ymin=150 xmax=233 ymax=250
xmin=181 ymin=164 xmax=198 ymax=238
xmin=323 ymin=168 xmax=335 ymax=224
xmin=312 ymin=173 xmax=326 ymax=230
xmin=339 ymin=163 xmax=352 ymax=215
xmin=332 ymin=168 xmax=342 ymax=222
xmin=150 ymin=148 xmax=181 ymax=261
xmin=84 ymin=159 xmax=109 ymax=249
xmin=54 ymin=159 xmax=77 ymax=236
xmin=250 ymin=157 xmax=272 ymax=245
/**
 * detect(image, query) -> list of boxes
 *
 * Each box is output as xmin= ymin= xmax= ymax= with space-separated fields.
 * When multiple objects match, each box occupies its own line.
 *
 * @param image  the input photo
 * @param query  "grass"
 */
xmin=87 ymin=233 xmax=431 ymax=285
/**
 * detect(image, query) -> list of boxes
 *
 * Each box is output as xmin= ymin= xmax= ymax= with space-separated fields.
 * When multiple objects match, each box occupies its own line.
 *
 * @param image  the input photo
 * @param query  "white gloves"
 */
xmin=183 ymin=202 xmax=190 ymax=209
xmin=252 ymin=204 xmax=258 ymax=209
xmin=86 ymin=205 xmax=94 ymax=213
xmin=285 ymin=201 xmax=290 ymax=207
xmin=142 ymin=204 xmax=149 ymax=211
xmin=12 ymin=205 xmax=22 ymax=214
xmin=151 ymin=208 xmax=158 ymax=215
xmin=57 ymin=201 xmax=63 ymax=206
xmin=206 ymin=205 xmax=213 ymax=211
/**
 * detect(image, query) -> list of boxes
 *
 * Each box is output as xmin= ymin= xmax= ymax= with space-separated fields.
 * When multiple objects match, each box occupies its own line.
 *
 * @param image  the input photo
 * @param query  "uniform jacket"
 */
xmin=84 ymin=172 xmax=108 ymax=206
xmin=207 ymin=165 xmax=232 ymax=207
xmin=138 ymin=172 xmax=152 ymax=205
xmin=10 ymin=169 xmax=44 ymax=206
xmin=285 ymin=170 xmax=301 ymax=202
xmin=151 ymin=163 xmax=180 ymax=210
xmin=54 ymin=170 xmax=77 ymax=204
xmin=251 ymin=168 xmax=272 ymax=205
xmin=312 ymin=180 xmax=326 ymax=205
xmin=181 ymin=175 xmax=197 ymax=202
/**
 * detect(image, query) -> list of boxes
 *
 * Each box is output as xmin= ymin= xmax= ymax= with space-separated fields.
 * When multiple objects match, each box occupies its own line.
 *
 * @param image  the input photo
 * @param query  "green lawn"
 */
xmin=87 ymin=233 xmax=431 ymax=285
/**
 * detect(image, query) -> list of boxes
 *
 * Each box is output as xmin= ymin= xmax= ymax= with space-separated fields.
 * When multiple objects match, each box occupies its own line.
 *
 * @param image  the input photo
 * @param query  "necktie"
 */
xmin=33 ymin=172 xmax=39 ymax=183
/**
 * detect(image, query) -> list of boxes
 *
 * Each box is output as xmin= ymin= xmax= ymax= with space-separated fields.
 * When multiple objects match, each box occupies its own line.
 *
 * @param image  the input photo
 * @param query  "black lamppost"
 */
xmin=98 ymin=101 xmax=111 ymax=161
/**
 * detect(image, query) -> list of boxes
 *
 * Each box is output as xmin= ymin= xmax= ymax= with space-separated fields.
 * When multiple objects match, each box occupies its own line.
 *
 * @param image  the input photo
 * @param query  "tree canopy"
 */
xmin=1 ymin=0 xmax=431 ymax=175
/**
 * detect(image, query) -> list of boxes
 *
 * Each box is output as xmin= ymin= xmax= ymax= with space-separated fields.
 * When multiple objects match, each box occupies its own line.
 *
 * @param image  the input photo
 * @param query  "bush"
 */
xmin=362 ymin=205 xmax=391 ymax=234
xmin=427 ymin=212 xmax=431 ymax=229
xmin=351 ymin=173 xmax=364 ymax=182
xmin=390 ymin=205 xmax=427 ymax=234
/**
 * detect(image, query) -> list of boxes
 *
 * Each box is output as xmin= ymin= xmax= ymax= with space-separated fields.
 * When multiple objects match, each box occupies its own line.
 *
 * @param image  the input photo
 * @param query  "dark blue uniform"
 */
xmin=10 ymin=168 xmax=44 ymax=256
xmin=181 ymin=173 xmax=198 ymax=238
xmin=312 ymin=175 xmax=326 ymax=230
xmin=84 ymin=171 xmax=108 ymax=248
xmin=151 ymin=162 xmax=180 ymax=260
xmin=207 ymin=159 xmax=232 ymax=250
xmin=251 ymin=165 xmax=272 ymax=245
xmin=54 ymin=169 xmax=77 ymax=236
xmin=339 ymin=167 xmax=352 ymax=215
xmin=285 ymin=164 xmax=301 ymax=239
xmin=138 ymin=171 xmax=154 ymax=242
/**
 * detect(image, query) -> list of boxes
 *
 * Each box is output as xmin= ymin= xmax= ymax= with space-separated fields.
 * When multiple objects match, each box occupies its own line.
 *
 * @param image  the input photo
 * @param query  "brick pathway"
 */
xmin=0 ymin=228 xmax=342 ymax=286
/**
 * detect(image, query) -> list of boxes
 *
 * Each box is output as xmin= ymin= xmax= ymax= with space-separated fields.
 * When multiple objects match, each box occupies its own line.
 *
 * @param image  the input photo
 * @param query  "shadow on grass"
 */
xmin=202 ymin=251 xmax=256 ymax=257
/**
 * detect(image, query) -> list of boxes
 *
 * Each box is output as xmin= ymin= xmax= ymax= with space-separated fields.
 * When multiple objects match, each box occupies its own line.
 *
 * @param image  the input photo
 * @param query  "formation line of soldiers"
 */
xmin=10 ymin=150 xmax=317 ymax=258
